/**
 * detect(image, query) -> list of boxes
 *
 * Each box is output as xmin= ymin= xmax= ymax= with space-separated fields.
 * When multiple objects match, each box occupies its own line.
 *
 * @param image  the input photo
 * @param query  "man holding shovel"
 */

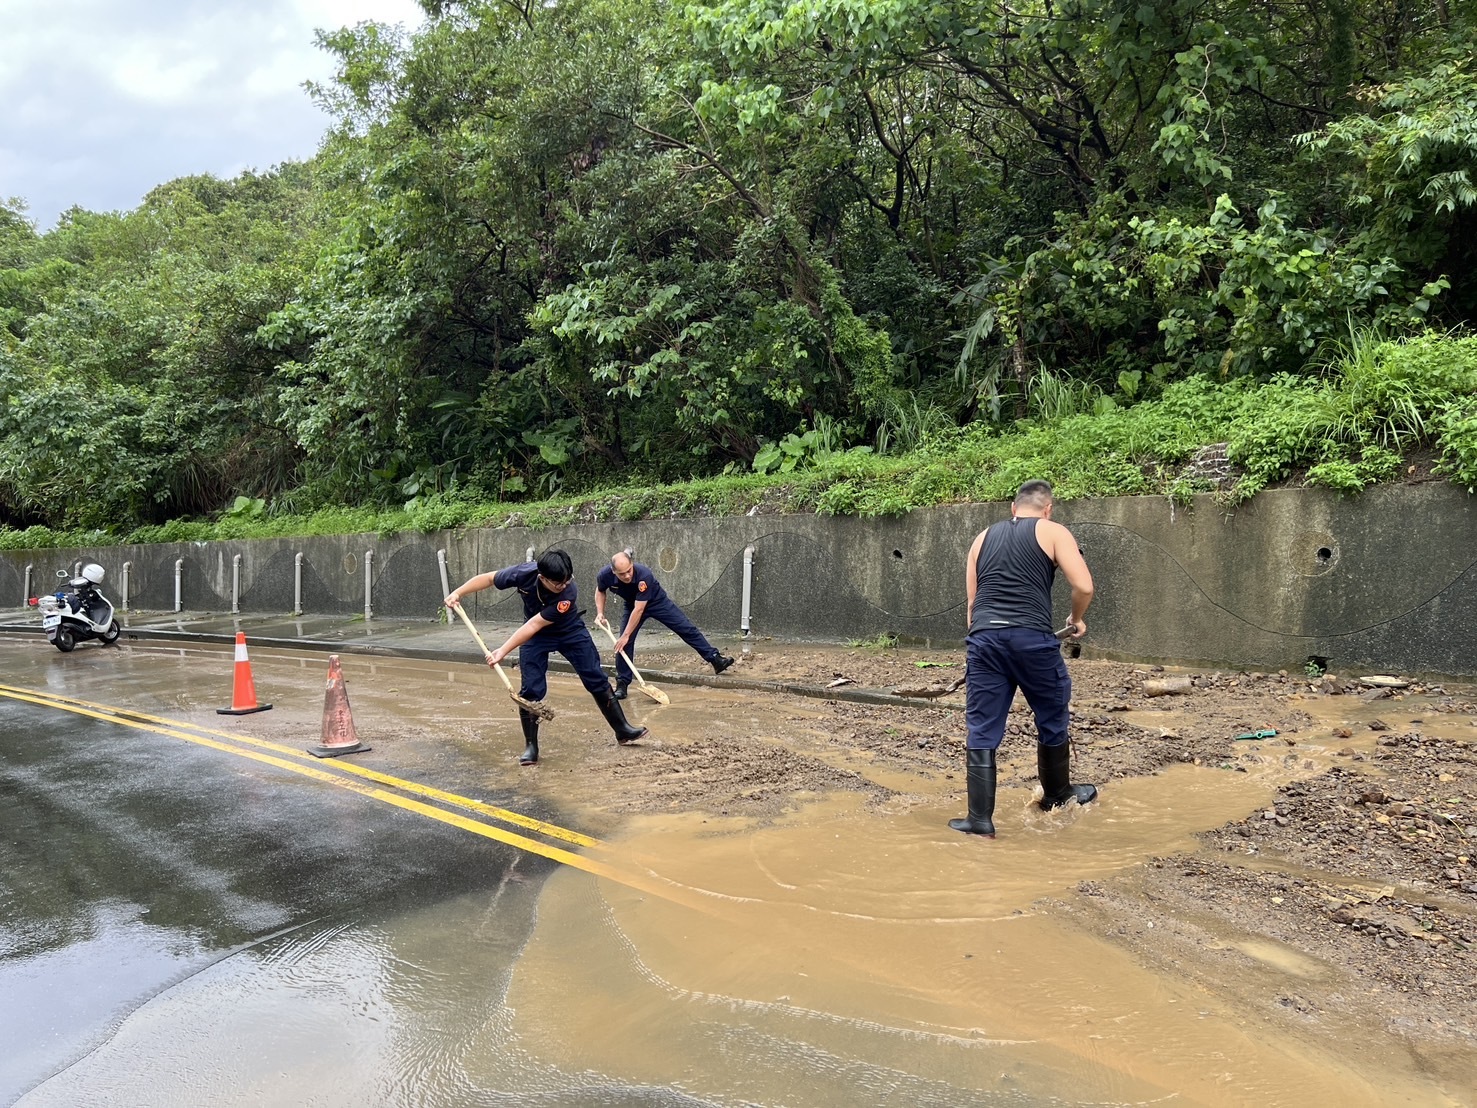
xmin=445 ymin=549 xmax=646 ymax=765
xmin=950 ymin=479 xmax=1097 ymax=839
xmin=594 ymin=549 xmax=735 ymax=699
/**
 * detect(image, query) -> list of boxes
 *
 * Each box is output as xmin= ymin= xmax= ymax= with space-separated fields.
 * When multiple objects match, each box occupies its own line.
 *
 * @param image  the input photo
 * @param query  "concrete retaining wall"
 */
xmin=4 ymin=483 xmax=1475 ymax=676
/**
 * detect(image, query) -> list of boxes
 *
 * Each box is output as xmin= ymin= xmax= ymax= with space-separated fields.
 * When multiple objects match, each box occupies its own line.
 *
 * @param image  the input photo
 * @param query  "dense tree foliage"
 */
xmin=2 ymin=0 xmax=1474 ymax=531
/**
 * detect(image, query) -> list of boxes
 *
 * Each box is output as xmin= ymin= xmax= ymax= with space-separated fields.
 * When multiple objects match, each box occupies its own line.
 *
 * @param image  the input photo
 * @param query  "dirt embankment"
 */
xmin=1055 ymin=723 xmax=1477 ymax=1053
xmin=615 ymin=641 xmax=1477 ymax=1076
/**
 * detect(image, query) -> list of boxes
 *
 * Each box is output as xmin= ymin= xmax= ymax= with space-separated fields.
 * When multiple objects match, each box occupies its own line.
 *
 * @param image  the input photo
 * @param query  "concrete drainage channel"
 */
xmin=0 ymin=621 xmax=963 ymax=712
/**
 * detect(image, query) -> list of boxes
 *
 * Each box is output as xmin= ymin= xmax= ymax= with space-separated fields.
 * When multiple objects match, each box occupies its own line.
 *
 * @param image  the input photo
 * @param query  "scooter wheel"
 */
xmin=54 ymin=627 xmax=76 ymax=652
xmin=101 ymin=620 xmax=121 ymax=646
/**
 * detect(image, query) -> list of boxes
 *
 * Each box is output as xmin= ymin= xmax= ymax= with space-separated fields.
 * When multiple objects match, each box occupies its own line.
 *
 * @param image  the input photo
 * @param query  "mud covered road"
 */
xmin=4 ymin=627 xmax=1474 ymax=1103
xmin=621 ymin=641 xmax=1477 ymax=1092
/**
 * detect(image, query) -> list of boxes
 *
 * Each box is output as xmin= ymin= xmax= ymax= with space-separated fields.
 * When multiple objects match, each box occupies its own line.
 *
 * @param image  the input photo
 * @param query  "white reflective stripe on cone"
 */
xmin=235 ymin=643 xmax=249 ymax=661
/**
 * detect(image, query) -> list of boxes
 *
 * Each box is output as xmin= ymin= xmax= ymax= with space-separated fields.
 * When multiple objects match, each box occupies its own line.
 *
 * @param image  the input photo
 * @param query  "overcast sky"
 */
xmin=1 ymin=0 xmax=426 ymax=230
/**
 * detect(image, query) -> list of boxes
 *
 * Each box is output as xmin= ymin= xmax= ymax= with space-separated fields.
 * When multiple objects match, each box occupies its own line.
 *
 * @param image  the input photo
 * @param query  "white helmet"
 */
xmin=81 ymin=563 xmax=106 ymax=584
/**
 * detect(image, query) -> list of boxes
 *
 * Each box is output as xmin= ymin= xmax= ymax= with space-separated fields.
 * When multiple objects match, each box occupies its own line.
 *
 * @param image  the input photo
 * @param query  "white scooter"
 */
xmin=28 ymin=563 xmax=121 ymax=652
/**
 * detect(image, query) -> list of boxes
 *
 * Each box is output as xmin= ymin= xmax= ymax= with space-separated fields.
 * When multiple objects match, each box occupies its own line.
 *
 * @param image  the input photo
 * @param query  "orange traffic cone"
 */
xmin=308 ymin=655 xmax=369 ymax=758
xmin=217 ymin=632 xmax=272 ymax=715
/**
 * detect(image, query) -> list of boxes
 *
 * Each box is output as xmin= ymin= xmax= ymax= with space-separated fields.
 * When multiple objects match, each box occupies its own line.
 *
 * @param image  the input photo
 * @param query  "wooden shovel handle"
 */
xmin=596 ymin=617 xmax=648 ymax=685
xmin=451 ymin=602 xmax=515 ymax=690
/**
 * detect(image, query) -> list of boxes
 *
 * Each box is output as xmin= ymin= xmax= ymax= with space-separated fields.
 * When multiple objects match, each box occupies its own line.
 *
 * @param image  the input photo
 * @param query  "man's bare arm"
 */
xmin=445 ymin=571 xmax=495 ymax=608
xmin=964 ymin=529 xmax=987 ymax=630
xmin=616 ymin=599 xmax=649 ymax=650
xmin=487 ymin=614 xmax=551 ymax=666
xmin=1046 ymin=523 xmax=1094 ymax=634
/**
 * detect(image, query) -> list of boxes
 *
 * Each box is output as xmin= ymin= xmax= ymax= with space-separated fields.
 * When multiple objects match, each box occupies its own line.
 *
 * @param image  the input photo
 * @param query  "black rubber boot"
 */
xmin=711 ymin=653 xmax=735 ymax=675
xmin=1037 ymin=742 xmax=1097 ymax=810
xmin=597 ymin=689 xmax=648 ymax=744
xmin=612 ymin=682 xmax=629 ymax=701
xmin=518 ymin=708 xmax=540 ymax=766
xmin=948 ymin=748 xmax=997 ymax=837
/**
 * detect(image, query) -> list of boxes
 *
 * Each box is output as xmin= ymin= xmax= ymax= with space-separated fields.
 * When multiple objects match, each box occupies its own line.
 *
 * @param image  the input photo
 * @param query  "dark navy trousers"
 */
xmin=518 ymin=623 xmax=610 ymax=701
xmin=964 ymin=626 xmax=1072 ymax=751
xmin=616 ymin=597 xmax=716 ymax=683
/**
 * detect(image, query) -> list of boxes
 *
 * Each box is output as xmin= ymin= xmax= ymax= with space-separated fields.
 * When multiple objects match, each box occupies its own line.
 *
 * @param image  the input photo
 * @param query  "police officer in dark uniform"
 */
xmin=445 ymin=549 xmax=646 ymax=766
xmin=594 ymin=549 xmax=734 ymax=699
xmin=949 ymin=479 xmax=1097 ymax=839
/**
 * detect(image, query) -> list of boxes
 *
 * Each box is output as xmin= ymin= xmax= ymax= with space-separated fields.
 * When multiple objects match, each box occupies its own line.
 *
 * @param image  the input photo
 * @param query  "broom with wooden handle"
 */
xmin=595 ymin=617 xmax=670 ymax=705
xmin=450 ymin=602 xmax=556 ymax=721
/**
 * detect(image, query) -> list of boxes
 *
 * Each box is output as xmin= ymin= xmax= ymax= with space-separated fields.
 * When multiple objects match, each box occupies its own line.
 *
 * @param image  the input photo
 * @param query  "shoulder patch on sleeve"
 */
xmin=637 ymin=580 xmax=647 ymax=592
xmin=557 ymin=600 xmax=571 ymax=613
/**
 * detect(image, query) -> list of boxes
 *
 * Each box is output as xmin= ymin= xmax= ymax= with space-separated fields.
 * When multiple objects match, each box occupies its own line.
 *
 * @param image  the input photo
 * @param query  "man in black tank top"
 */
xmin=948 ymin=479 xmax=1097 ymax=839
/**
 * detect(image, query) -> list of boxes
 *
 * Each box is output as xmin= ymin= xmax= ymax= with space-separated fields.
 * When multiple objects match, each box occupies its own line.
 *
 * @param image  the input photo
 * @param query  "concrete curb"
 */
xmin=0 ymin=622 xmax=965 ymax=713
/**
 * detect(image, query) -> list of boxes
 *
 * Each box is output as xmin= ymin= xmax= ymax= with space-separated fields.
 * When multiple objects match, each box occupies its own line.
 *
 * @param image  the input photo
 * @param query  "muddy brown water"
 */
xmin=1 ymin=637 xmax=1470 ymax=1105
xmin=522 ymin=784 xmax=1455 ymax=1107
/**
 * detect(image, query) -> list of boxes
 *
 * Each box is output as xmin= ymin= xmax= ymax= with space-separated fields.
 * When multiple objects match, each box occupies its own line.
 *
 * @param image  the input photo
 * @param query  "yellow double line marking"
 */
xmin=0 ymin=681 xmax=706 ymax=910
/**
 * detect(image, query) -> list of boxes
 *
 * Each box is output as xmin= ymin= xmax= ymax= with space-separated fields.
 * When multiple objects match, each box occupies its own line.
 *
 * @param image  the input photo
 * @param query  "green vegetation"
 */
xmin=6 ymin=330 xmax=1477 ymax=549
xmin=3 ymin=0 xmax=1476 ymax=547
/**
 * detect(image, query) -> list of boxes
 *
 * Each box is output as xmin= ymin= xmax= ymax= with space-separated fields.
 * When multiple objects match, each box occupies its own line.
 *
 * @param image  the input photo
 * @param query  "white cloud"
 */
xmin=109 ymin=48 xmax=220 ymax=106
xmin=294 ymin=0 xmax=428 ymax=25
xmin=0 ymin=0 xmax=426 ymax=228
xmin=243 ymin=51 xmax=320 ymax=99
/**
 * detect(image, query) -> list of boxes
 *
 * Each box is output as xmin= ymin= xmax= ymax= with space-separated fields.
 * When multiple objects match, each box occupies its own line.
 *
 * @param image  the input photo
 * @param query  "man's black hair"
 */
xmin=1015 ymin=479 xmax=1054 ymax=507
xmin=537 ymin=549 xmax=574 ymax=582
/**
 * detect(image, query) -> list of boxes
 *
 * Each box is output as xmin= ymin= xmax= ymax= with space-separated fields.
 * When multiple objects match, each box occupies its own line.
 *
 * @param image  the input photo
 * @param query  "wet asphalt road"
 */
xmin=0 ymin=677 xmax=547 ymax=1103
xmin=8 ymin=616 xmax=1462 ymax=1107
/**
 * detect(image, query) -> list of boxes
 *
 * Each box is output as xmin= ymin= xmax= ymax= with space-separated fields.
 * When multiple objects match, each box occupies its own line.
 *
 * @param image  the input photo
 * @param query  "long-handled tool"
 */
xmin=893 ymin=673 xmax=966 ymax=699
xmin=450 ymin=603 xmax=556 ymax=721
xmin=595 ymin=618 xmax=669 ymax=705
xmin=1055 ymin=619 xmax=1083 ymax=658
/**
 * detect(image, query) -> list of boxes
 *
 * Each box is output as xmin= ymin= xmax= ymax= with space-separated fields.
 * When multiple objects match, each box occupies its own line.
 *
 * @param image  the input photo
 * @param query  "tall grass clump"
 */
xmin=1224 ymin=330 xmax=1477 ymax=498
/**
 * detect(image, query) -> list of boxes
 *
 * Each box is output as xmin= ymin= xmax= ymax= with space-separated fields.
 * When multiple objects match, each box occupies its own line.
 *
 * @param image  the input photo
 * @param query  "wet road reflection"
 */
xmin=0 ymin=695 xmax=553 ymax=1105
xmin=1 ymin=638 xmax=1469 ymax=1106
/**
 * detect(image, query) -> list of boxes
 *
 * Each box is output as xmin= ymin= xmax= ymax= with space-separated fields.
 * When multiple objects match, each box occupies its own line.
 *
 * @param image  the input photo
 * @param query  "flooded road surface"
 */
xmin=0 ymin=636 xmax=1466 ymax=1106
xmin=0 ymin=694 xmax=557 ymax=1104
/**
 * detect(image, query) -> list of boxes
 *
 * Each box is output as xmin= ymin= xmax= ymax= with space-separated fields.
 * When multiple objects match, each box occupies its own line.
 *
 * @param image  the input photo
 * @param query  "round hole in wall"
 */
xmin=342 ymin=553 xmax=358 ymax=575
xmin=1288 ymin=531 xmax=1339 ymax=577
xmin=892 ymin=549 xmax=904 ymax=559
xmin=658 ymin=546 xmax=679 ymax=573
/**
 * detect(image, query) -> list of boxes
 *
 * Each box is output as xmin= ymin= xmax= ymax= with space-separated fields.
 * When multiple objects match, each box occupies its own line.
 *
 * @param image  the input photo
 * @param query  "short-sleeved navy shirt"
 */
xmin=492 ymin=563 xmax=582 ymax=628
xmin=596 ymin=562 xmax=668 ymax=607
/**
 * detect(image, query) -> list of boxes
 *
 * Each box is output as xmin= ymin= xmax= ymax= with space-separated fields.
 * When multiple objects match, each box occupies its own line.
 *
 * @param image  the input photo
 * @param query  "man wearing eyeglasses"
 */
xmin=446 ymin=549 xmax=646 ymax=765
